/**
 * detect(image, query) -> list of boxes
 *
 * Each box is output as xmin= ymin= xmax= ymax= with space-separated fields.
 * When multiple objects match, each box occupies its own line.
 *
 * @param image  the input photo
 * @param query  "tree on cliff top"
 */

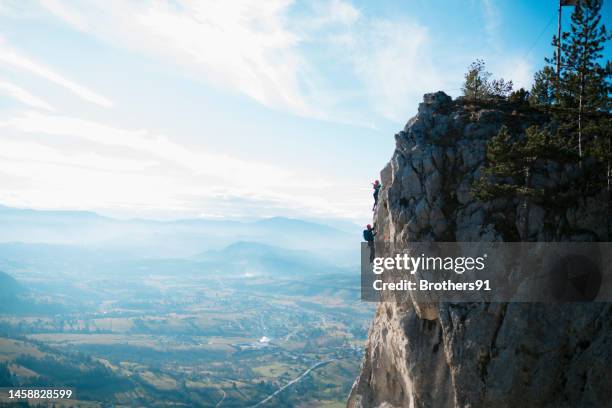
xmin=462 ymin=59 xmax=513 ymax=100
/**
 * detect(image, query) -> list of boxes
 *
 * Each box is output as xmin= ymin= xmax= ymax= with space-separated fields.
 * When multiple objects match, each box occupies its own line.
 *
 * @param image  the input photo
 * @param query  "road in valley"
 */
xmin=248 ymin=359 xmax=337 ymax=407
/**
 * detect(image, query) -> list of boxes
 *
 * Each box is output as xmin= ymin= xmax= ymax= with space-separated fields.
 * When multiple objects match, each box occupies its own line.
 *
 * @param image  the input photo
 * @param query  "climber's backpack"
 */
xmin=363 ymin=229 xmax=373 ymax=242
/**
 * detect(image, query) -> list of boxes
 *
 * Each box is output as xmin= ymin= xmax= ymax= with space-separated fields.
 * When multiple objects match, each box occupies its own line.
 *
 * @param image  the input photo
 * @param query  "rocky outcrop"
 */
xmin=348 ymin=92 xmax=611 ymax=407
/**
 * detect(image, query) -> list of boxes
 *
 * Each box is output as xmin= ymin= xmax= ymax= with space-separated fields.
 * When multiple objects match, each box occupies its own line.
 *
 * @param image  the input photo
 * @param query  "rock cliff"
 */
xmin=348 ymin=92 xmax=611 ymax=407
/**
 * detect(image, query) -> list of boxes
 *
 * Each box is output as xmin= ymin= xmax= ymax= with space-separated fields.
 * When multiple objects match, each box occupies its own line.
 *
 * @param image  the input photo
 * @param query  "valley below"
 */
xmin=0 ymin=211 xmax=372 ymax=407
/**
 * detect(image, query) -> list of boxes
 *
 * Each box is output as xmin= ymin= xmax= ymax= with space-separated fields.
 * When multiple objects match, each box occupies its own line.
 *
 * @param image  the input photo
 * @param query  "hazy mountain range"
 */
xmin=0 ymin=205 xmax=359 ymax=263
xmin=0 ymin=205 xmax=362 ymax=313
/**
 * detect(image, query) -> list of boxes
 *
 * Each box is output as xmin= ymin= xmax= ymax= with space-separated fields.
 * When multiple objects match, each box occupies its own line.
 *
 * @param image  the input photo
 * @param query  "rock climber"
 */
xmin=372 ymin=180 xmax=381 ymax=211
xmin=363 ymin=224 xmax=376 ymax=263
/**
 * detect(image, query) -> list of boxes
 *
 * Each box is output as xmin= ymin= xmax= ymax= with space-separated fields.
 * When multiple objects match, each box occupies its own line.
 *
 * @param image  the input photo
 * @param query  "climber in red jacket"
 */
xmin=372 ymin=180 xmax=381 ymax=211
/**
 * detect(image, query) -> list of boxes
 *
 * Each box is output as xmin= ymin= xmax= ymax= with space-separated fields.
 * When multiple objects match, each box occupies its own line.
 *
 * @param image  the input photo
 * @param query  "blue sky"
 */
xmin=0 ymin=0 xmax=609 ymax=222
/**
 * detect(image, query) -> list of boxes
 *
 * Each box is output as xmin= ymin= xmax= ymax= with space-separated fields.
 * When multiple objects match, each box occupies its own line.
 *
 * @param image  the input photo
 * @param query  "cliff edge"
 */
xmin=348 ymin=92 xmax=611 ymax=408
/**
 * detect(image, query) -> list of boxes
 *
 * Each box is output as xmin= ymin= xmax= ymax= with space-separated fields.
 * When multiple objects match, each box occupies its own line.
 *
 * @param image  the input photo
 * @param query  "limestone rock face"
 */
xmin=348 ymin=92 xmax=611 ymax=408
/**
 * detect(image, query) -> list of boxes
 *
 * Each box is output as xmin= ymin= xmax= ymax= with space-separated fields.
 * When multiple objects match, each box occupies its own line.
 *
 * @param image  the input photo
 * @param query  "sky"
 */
xmin=0 ymin=0 xmax=609 ymax=222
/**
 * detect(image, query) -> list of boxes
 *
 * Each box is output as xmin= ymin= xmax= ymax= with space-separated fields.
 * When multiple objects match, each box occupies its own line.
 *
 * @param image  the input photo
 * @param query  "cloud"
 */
xmin=325 ymin=0 xmax=360 ymax=24
xmin=0 ymin=39 xmax=113 ymax=107
xmin=32 ymin=0 xmax=388 ymax=123
xmin=38 ymin=0 xmax=88 ymax=30
xmin=30 ymin=0 xmax=457 ymax=124
xmin=10 ymin=0 xmax=529 ymax=126
xmin=0 ymin=138 xmax=156 ymax=172
xmin=348 ymin=19 xmax=450 ymax=122
xmin=36 ymin=0 xmax=318 ymax=116
xmin=0 ymin=111 xmax=291 ymax=188
xmin=0 ymin=111 xmax=369 ymax=219
xmin=305 ymin=0 xmax=361 ymax=28
xmin=493 ymin=57 xmax=534 ymax=90
xmin=0 ymin=80 xmax=55 ymax=111
xmin=481 ymin=0 xmax=501 ymax=50
xmin=0 ymin=0 xmax=376 ymax=219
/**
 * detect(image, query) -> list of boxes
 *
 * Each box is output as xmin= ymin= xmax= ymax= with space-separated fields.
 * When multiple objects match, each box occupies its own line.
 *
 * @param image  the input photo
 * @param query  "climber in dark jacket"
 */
xmin=363 ymin=224 xmax=376 ymax=263
xmin=372 ymin=180 xmax=381 ymax=211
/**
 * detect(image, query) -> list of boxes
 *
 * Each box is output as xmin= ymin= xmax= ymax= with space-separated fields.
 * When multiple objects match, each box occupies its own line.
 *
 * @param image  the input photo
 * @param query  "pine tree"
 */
xmin=561 ymin=0 xmax=611 ymax=157
xmin=530 ymin=66 xmax=556 ymax=106
xmin=473 ymin=125 xmax=575 ymax=240
xmin=535 ymin=1 xmax=610 ymax=150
